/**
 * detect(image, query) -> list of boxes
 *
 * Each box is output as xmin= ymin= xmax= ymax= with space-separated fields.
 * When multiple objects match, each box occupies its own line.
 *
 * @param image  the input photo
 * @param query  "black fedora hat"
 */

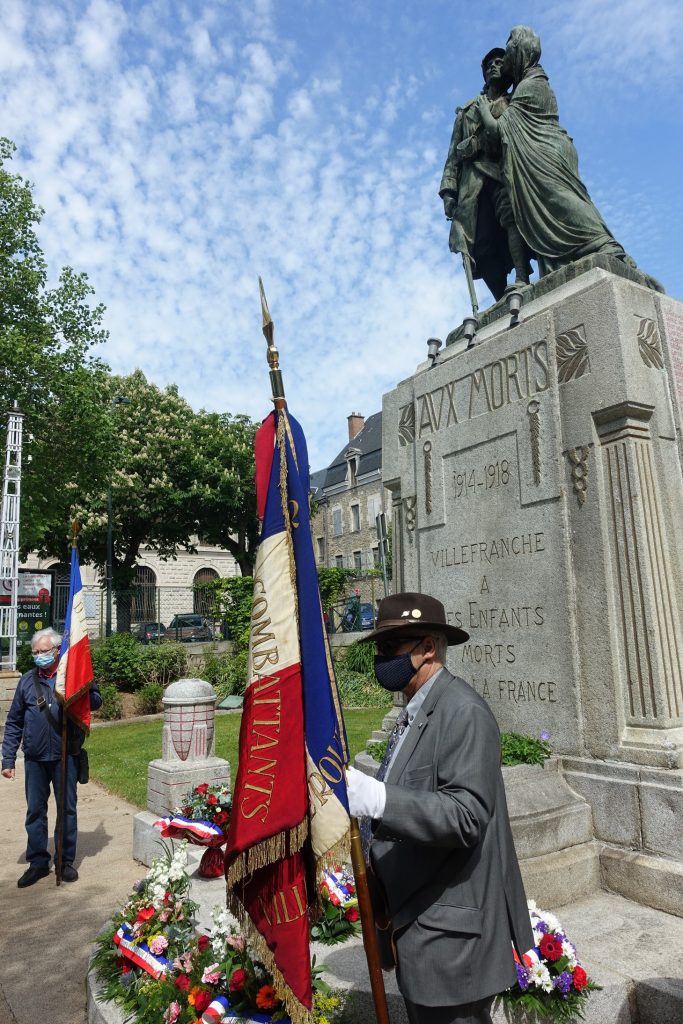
xmin=359 ymin=592 xmax=469 ymax=646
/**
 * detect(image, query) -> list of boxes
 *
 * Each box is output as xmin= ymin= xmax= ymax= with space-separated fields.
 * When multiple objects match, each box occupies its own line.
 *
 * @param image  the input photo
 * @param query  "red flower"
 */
xmin=115 ymin=956 xmax=125 ymax=969
xmin=572 ymin=966 xmax=588 ymax=992
xmin=175 ymin=974 xmax=191 ymax=992
xmin=347 ymin=883 xmax=355 ymax=894
xmin=329 ymin=893 xmax=341 ymax=907
xmin=194 ymin=989 xmax=212 ymax=1014
xmin=229 ymin=968 xmax=247 ymax=992
xmin=183 ymin=806 xmax=192 ymax=815
xmin=344 ymin=907 xmax=359 ymax=922
xmin=539 ymin=933 xmax=563 ymax=962
xmin=213 ymin=810 xmax=229 ymax=825
xmin=195 ymin=783 xmax=209 ymax=795
xmin=256 ymin=985 xmax=279 ymax=1010
xmin=135 ymin=906 xmax=155 ymax=923
xmin=207 ymin=793 xmax=218 ymax=805
xmin=197 ymin=934 xmax=210 ymax=952
xmin=121 ymin=964 xmax=131 ymax=975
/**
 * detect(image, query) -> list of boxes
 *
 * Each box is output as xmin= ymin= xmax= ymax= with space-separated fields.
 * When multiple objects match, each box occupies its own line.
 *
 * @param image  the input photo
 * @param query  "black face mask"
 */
xmin=374 ymin=639 xmax=425 ymax=692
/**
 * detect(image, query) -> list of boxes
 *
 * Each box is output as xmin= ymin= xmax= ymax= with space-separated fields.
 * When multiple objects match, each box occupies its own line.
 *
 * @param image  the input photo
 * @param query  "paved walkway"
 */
xmin=0 ymin=758 xmax=143 ymax=1024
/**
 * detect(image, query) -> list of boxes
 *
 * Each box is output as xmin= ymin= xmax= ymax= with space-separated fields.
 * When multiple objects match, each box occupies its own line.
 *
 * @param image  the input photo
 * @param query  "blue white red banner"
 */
xmin=226 ymin=405 xmax=349 ymax=1024
xmin=55 ymin=546 xmax=93 ymax=732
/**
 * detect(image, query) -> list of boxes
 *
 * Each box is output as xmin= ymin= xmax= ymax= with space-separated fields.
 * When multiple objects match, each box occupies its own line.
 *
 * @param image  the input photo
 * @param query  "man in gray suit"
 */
xmin=347 ymin=592 xmax=533 ymax=1024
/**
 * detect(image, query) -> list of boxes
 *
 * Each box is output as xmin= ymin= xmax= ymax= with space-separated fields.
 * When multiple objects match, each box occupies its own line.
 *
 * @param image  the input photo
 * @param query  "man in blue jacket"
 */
xmin=2 ymin=627 xmax=102 ymax=887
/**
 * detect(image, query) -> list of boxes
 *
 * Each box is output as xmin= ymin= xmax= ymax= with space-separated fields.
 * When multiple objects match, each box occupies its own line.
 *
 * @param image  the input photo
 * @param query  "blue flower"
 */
xmin=555 ymin=971 xmax=572 ymax=994
xmin=540 ymin=730 xmax=550 ymax=742
xmin=516 ymin=964 xmax=530 ymax=991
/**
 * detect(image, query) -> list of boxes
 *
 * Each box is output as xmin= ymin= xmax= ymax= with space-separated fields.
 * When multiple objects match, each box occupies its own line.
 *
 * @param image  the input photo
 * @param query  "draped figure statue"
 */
xmin=475 ymin=26 xmax=635 ymax=278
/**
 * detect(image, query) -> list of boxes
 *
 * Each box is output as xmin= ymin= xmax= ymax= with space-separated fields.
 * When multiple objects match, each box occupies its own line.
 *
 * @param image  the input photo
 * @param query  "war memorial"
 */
xmin=6 ymin=22 xmax=679 ymax=1024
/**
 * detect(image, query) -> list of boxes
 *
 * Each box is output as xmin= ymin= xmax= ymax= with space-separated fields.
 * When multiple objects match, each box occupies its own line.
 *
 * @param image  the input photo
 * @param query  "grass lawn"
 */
xmin=88 ymin=707 xmax=386 ymax=809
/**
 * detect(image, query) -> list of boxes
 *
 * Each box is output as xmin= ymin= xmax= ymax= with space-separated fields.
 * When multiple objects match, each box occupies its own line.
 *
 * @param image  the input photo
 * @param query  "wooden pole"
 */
xmin=55 ymin=519 xmax=80 ymax=886
xmin=349 ymin=815 xmax=391 ymax=1024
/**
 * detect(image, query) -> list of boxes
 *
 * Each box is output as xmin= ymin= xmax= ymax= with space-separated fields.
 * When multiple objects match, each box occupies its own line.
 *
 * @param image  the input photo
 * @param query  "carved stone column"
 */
xmin=594 ymin=402 xmax=683 ymax=766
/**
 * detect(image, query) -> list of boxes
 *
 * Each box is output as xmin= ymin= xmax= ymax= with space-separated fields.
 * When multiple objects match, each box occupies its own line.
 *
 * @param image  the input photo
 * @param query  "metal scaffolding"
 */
xmin=0 ymin=403 xmax=24 ymax=671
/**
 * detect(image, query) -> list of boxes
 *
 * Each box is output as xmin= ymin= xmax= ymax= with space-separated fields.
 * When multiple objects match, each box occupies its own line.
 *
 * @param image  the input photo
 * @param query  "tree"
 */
xmin=71 ymin=370 xmax=200 ymax=631
xmin=190 ymin=412 xmax=260 ymax=576
xmin=0 ymin=137 xmax=111 ymax=555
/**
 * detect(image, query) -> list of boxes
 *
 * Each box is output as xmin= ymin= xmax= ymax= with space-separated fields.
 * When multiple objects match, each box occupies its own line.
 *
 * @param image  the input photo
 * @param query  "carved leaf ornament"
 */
xmin=636 ymin=318 xmax=664 ymax=369
xmin=556 ymin=326 xmax=590 ymax=384
xmin=399 ymin=402 xmax=416 ymax=446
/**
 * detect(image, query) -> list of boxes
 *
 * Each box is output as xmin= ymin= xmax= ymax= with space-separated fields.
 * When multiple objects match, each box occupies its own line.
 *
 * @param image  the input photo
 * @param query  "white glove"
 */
xmin=346 ymin=766 xmax=386 ymax=820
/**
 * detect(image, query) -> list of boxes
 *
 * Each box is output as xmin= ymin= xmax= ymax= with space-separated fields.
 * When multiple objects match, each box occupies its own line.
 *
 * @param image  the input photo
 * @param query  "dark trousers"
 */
xmin=24 ymin=756 xmax=78 ymax=868
xmin=403 ymin=996 xmax=494 ymax=1024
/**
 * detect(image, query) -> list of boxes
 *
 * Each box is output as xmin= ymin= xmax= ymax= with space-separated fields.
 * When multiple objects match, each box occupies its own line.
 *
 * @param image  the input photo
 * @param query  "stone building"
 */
xmin=310 ymin=412 xmax=390 ymax=607
xmin=22 ymin=541 xmax=240 ymax=638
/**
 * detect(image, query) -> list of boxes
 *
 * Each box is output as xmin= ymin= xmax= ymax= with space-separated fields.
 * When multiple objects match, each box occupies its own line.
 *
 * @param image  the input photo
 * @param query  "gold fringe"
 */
xmin=316 ymin=831 xmax=351 ymax=879
xmin=226 ymin=822 xmax=309 ymax=887
xmin=226 ymin=888 xmax=313 ymax=1024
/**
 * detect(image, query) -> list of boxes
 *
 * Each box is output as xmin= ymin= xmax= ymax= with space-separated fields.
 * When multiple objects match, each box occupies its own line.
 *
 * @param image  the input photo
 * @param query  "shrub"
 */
xmin=91 ymin=633 xmax=143 ymax=690
xmin=342 ymin=640 xmax=375 ymax=675
xmin=136 ymin=683 xmax=164 ymax=715
xmin=16 ymin=644 xmax=34 ymax=673
xmin=501 ymin=732 xmax=552 ymax=766
xmin=139 ymin=643 xmax=187 ymax=688
xmin=334 ymin=665 xmax=390 ymax=708
xmin=98 ymin=683 xmax=123 ymax=720
xmin=202 ymin=648 xmax=249 ymax=701
xmin=367 ymin=739 xmax=387 ymax=763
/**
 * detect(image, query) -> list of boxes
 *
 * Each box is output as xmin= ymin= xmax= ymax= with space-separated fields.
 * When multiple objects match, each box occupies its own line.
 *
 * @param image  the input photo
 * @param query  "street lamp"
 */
xmin=105 ymin=396 xmax=131 ymax=637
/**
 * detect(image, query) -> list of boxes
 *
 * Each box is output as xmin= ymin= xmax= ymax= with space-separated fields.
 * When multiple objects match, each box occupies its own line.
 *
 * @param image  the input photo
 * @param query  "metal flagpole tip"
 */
xmin=259 ymin=276 xmax=274 ymax=346
xmin=258 ymin=278 xmax=285 ymax=406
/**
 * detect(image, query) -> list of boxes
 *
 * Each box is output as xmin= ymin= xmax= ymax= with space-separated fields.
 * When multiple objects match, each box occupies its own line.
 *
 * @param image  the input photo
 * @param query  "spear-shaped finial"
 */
xmin=70 ymin=519 xmax=81 ymax=548
xmin=259 ymin=277 xmax=285 ymax=408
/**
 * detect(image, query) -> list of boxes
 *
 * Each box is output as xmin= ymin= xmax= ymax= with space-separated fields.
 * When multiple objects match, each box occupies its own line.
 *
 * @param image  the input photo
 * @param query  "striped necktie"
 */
xmin=360 ymin=707 xmax=410 ymax=860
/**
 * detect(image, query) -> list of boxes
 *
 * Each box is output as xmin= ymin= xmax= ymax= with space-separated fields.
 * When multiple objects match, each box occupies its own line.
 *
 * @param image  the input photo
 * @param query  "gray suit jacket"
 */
xmin=370 ymin=669 xmax=533 ymax=1007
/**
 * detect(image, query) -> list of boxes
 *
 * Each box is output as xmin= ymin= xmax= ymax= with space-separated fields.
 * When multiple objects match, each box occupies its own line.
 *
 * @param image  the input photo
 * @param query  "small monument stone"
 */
xmin=132 ymin=677 xmax=230 ymax=866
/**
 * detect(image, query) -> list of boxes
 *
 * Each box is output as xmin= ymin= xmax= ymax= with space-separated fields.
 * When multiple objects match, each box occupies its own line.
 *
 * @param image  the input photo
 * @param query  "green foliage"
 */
xmin=135 ymin=683 xmax=164 ymax=716
xmin=91 ymin=633 xmax=185 ymax=691
xmin=201 ymin=647 xmax=249 ymax=699
xmin=91 ymin=633 xmax=143 ymax=690
xmin=317 ymin=567 xmax=355 ymax=609
xmin=501 ymin=731 xmax=552 ymax=766
xmin=0 ymin=137 xmax=111 ymax=556
xmin=194 ymin=576 xmax=253 ymax=653
xmin=341 ymin=640 xmax=375 ymax=674
xmin=139 ymin=642 xmax=186 ymax=688
xmin=334 ymin=665 xmax=390 ymax=708
xmin=367 ymin=732 xmax=552 ymax=768
xmin=97 ymin=683 xmax=123 ymax=721
xmin=190 ymin=412 xmax=260 ymax=576
xmin=367 ymin=739 xmax=388 ymax=762
xmin=16 ymin=644 xmax=34 ymax=673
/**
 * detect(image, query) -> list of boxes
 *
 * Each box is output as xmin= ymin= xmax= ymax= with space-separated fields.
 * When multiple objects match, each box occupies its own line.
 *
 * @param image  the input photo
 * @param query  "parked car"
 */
xmin=359 ymin=602 xmax=375 ymax=631
xmin=131 ymin=621 xmax=167 ymax=644
xmin=340 ymin=598 xmax=375 ymax=632
xmin=165 ymin=614 xmax=214 ymax=643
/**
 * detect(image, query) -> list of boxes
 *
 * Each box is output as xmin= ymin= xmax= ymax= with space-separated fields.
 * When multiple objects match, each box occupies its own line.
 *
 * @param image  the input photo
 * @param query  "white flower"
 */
xmin=529 ymin=963 xmax=553 ymax=992
xmin=527 ymin=899 xmax=539 ymax=913
xmin=541 ymin=911 xmax=562 ymax=933
xmin=532 ymin=928 xmax=543 ymax=946
xmin=562 ymin=940 xmax=578 ymax=968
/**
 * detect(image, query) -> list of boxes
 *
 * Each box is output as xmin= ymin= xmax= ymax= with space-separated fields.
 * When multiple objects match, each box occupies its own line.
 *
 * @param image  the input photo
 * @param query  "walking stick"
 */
xmin=349 ymin=816 xmax=391 ymax=1024
xmin=55 ymin=714 xmax=68 ymax=886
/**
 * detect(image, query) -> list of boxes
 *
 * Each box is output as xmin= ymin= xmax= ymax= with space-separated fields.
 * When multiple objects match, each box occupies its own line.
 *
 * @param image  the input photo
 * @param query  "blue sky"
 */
xmin=2 ymin=0 xmax=681 ymax=469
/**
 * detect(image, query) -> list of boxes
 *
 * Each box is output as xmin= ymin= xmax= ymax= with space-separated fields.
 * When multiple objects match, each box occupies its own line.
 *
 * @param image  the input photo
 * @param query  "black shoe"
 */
xmin=17 ymin=864 xmax=50 ymax=888
xmin=61 ymin=863 xmax=79 ymax=882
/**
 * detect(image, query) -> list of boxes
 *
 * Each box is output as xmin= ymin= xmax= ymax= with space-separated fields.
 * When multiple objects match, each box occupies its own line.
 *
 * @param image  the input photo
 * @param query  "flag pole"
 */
xmin=55 ymin=519 xmax=80 ymax=886
xmin=259 ymin=279 xmax=391 ymax=1024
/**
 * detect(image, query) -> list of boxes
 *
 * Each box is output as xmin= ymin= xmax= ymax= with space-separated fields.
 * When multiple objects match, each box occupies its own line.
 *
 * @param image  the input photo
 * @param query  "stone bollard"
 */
xmin=132 ymin=678 xmax=231 ymax=866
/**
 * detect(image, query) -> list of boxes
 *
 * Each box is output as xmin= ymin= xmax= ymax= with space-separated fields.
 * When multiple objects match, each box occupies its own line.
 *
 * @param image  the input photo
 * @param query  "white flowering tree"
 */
xmin=72 ymin=369 xmax=201 ymax=632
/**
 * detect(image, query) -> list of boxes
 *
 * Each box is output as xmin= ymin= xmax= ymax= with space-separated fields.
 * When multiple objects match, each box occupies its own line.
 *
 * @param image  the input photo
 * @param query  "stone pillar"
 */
xmin=132 ymin=678 xmax=230 ymax=866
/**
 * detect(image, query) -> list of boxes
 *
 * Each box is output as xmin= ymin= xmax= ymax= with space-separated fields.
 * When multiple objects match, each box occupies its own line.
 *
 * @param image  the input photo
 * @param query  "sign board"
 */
xmin=0 ymin=570 xmax=55 ymax=647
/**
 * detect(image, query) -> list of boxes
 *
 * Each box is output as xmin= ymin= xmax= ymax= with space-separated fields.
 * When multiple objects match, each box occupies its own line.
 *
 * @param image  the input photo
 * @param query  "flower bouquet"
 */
xmin=498 ymin=900 xmax=599 ymax=1022
xmin=310 ymin=866 xmax=360 ymax=945
xmin=155 ymin=782 xmax=232 ymax=878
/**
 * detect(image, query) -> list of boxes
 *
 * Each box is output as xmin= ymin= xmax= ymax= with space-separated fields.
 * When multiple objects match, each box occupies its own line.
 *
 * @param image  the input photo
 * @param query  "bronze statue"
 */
xmin=475 ymin=26 xmax=635 ymax=278
xmin=440 ymin=48 xmax=531 ymax=309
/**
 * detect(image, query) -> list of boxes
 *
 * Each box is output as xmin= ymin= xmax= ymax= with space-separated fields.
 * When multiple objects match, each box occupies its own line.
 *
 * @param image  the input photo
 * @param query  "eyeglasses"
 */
xmin=376 ymin=636 xmax=425 ymax=657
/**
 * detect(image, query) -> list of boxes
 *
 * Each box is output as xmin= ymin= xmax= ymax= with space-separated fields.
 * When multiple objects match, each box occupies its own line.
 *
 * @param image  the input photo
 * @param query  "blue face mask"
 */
xmin=374 ymin=639 xmax=424 ymax=692
xmin=33 ymin=651 xmax=56 ymax=669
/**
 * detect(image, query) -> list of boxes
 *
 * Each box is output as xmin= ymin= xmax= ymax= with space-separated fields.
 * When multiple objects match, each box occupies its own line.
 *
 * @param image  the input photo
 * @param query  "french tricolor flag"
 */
xmin=55 ymin=546 xmax=94 ymax=733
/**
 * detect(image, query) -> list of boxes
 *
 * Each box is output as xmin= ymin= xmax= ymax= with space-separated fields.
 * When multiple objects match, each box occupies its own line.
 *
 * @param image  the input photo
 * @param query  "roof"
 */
xmin=322 ymin=411 xmax=382 ymax=489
